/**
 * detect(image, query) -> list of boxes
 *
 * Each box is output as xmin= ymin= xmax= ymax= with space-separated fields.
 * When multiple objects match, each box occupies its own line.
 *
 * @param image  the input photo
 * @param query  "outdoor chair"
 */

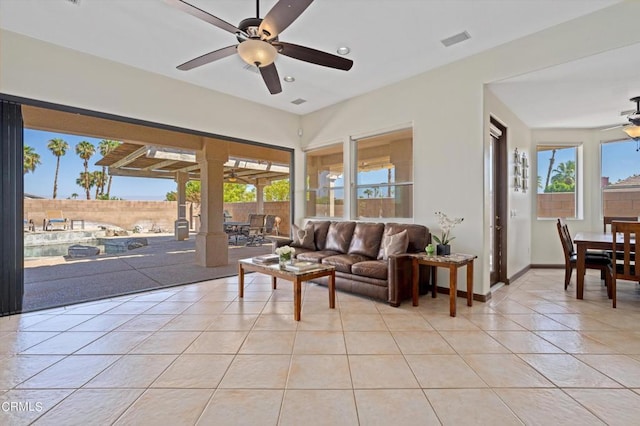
xmin=23 ymin=218 xmax=35 ymax=232
xmin=611 ymin=221 xmax=640 ymax=308
xmin=557 ymin=218 xmax=612 ymax=292
xmin=264 ymin=215 xmax=276 ymax=235
xmin=245 ymin=214 xmax=266 ymax=246
xmin=44 ymin=210 xmax=69 ymax=231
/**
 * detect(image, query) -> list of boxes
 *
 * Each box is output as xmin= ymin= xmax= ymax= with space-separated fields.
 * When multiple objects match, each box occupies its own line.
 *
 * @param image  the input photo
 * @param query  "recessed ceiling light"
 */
xmin=283 ymin=76 xmax=295 ymax=83
xmin=337 ymin=46 xmax=350 ymax=55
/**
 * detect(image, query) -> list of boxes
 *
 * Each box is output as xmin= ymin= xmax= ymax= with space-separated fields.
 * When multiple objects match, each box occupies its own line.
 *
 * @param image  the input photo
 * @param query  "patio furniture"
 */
xmin=23 ymin=218 xmax=35 ymax=232
xmin=245 ymin=214 xmax=266 ymax=246
xmin=43 ymin=210 xmax=69 ymax=231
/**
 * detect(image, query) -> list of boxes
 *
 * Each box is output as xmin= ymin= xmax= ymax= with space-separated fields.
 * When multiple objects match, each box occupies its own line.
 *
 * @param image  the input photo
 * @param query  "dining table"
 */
xmin=573 ymin=231 xmax=634 ymax=299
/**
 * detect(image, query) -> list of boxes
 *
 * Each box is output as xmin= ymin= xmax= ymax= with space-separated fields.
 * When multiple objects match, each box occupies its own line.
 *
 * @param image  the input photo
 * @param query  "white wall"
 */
xmin=0 ymin=30 xmax=301 ymax=150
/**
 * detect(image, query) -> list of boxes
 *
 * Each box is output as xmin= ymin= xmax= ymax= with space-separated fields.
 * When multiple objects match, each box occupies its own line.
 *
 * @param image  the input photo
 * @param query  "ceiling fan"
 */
xmin=602 ymin=96 xmax=640 ymax=139
xmin=166 ymin=0 xmax=354 ymax=95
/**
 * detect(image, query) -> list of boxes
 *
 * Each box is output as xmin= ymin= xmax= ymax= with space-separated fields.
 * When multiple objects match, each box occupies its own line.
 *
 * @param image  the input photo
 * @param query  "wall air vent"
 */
xmin=291 ymin=98 xmax=307 ymax=105
xmin=441 ymin=31 xmax=471 ymax=47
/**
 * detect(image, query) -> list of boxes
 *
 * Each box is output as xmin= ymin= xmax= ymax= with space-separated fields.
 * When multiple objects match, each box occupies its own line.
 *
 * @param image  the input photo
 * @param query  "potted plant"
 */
xmin=275 ymin=245 xmax=295 ymax=268
xmin=433 ymin=211 xmax=464 ymax=255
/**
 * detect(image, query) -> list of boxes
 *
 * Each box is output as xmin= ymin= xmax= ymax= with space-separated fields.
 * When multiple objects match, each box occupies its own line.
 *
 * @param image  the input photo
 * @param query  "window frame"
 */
xmin=303 ymin=142 xmax=345 ymax=219
xmin=535 ymin=142 xmax=583 ymax=220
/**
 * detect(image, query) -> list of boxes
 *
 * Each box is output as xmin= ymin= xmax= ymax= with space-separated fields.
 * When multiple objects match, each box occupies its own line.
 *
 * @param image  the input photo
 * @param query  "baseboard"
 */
xmin=508 ymin=265 xmax=531 ymax=283
xmin=530 ymin=264 xmax=563 ymax=269
xmin=433 ymin=286 xmax=491 ymax=302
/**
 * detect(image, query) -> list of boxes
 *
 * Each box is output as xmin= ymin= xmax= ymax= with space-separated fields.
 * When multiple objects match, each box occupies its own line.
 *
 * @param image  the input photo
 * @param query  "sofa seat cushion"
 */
xmin=322 ymin=254 xmax=370 ymax=274
xmin=296 ymin=250 xmax=340 ymax=263
xmin=351 ymin=260 xmax=388 ymax=280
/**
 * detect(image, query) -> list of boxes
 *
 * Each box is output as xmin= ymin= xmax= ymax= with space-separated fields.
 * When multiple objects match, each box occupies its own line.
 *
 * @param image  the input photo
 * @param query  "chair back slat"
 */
xmin=604 ymin=216 xmax=638 ymax=233
xmin=611 ymin=221 xmax=640 ymax=281
xmin=556 ymin=219 xmax=573 ymax=261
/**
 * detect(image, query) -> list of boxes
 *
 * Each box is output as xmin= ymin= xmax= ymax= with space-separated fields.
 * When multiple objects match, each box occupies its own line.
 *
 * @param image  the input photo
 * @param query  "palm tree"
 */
xmin=76 ymin=172 xmax=96 ymax=199
xmin=23 ymin=145 xmax=41 ymax=175
xmin=75 ymin=141 xmax=96 ymax=200
xmin=93 ymin=171 xmax=106 ymax=199
xmin=47 ymin=138 xmax=69 ymax=199
xmin=98 ymin=139 xmax=120 ymax=196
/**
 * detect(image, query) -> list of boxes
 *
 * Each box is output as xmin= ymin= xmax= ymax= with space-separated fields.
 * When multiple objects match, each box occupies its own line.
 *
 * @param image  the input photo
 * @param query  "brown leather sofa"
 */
xmin=272 ymin=221 xmax=431 ymax=306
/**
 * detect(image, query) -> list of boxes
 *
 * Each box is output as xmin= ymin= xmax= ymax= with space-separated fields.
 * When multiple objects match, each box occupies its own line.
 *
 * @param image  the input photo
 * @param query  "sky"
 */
xmin=24 ymin=129 xmax=178 ymax=200
xmin=536 ymin=138 xmax=639 ymax=193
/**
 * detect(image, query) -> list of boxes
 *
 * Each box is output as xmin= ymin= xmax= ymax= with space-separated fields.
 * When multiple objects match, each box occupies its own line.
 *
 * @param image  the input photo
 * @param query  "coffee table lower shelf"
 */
xmin=238 ymin=259 xmax=336 ymax=321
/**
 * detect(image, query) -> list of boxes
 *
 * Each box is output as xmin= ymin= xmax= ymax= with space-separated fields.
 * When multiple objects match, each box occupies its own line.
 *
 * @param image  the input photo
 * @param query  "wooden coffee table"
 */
xmin=238 ymin=258 xmax=336 ymax=321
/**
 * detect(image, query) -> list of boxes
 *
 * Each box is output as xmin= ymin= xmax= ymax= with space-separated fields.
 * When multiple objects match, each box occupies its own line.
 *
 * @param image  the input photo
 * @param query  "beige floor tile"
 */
xmin=544 ymin=313 xmax=620 ymax=331
xmin=18 ymin=355 xmax=119 ymax=388
xmin=104 ymin=301 xmax=158 ymax=315
xmin=34 ymin=389 xmax=143 ymax=426
xmin=536 ymin=330 xmax=618 ymax=354
xmin=576 ymin=354 xmax=640 ymax=387
xmin=143 ymin=301 xmax=194 ymax=315
xmin=503 ymin=313 xmax=572 ymax=331
xmin=287 ymin=355 xmax=352 ymax=389
xmin=424 ymin=389 xmax=522 ymax=425
xmin=24 ymin=315 xmax=96 ymax=332
xmin=344 ymin=331 xmax=400 ymax=354
xmin=219 ymin=355 xmax=290 ymax=388
xmin=0 ymin=355 xmax=64 ymax=389
xmin=239 ymin=331 xmax=295 ymax=354
xmin=423 ymin=314 xmax=482 ymax=331
xmin=0 ymin=389 xmax=72 ymax=425
xmin=181 ymin=301 xmax=232 ymax=315
xmin=84 ymin=354 xmax=176 ymax=388
xmin=495 ymin=388 xmax=604 ymax=425
xmin=261 ymin=301 xmax=295 ymax=315
xmin=349 ymin=355 xmax=419 ymax=388
xmin=392 ymin=330 xmax=456 ymax=354
xmin=354 ymin=389 xmax=440 ymax=425
xmin=519 ymin=354 xmax=622 ymax=388
xmin=152 ymin=354 xmax=233 ymax=388
xmin=341 ymin=313 xmax=388 ymax=331
xmin=465 ymin=314 xmax=526 ymax=331
xmin=222 ymin=301 xmax=266 ymax=315
xmin=116 ymin=314 xmax=175 ymax=331
xmin=75 ymin=331 xmax=152 ymax=354
xmin=206 ymin=314 xmax=258 ymax=330
xmin=292 ymin=331 xmax=346 ymax=354
xmin=582 ymin=331 xmax=640 ymax=354
xmin=340 ymin=301 xmax=380 ymax=314
xmin=184 ymin=331 xmax=248 ymax=354
xmin=405 ymin=354 xmax=487 ymax=388
xmin=63 ymin=301 xmax=124 ymax=315
xmin=130 ymin=331 xmax=200 ymax=354
xmin=197 ymin=389 xmax=283 ymax=426
xmin=67 ymin=314 xmax=136 ymax=332
xmin=21 ymin=331 xmax=105 ymax=355
xmin=462 ymin=354 xmax=553 ymax=387
xmin=0 ymin=332 xmax=60 ymax=355
xmin=490 ymin=300 xmax=538 ymax=314
xmin=296 ymin=314 xmax=343 ymax=331
xmin=279 ymin=390 xmax=358 ymax=426
xmin=162 ymin=314 xmax=218 ymax=331
xmin=381 ymin=313 xmax=434 ymax=331
xmin=114 ymin=388 xmax=213 ymax=426
xmin=565 ymin=388 xmax=640 ymax=426
xmin=439 ymin=331 xmax=509 ymax=354
xmin=486 ymin=330 xmax=565 ymax=354
xmin=253 ymin=314 xmax=299 ymax=330
xmin=0 ymin=314 xmax=53 ymax=332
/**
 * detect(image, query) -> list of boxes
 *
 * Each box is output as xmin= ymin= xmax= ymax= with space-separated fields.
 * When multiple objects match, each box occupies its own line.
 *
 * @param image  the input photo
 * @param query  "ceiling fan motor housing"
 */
xmin=237 ymin=17 xmax=274 ymax=41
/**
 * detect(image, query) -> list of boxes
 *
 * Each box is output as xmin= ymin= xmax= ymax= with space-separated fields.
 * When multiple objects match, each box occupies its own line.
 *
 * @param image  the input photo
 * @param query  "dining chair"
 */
xmin=245 ymin=214 xmax=266 ymax=246
xmin=557 ymin=218 xmax=612 ymax=292
xmin=610 ymin=221 xmax=640 ymax=308
xmin=603 ymin=216 xmax=637 ymax=233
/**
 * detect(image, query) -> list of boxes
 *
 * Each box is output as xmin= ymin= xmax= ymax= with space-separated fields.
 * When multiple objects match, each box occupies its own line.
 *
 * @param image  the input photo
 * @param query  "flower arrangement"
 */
xmin=432 ymin=211 xmax=464 ymax=246
xmin=275 ymin=245 xmax=295 ymax=262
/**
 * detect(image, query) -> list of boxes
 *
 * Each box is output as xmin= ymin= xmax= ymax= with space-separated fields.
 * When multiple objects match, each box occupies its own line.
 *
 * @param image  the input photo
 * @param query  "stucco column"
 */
xmin=174 ymin=171 xmax=189 ymax=241
xmin=256 ymin=179 xmax=266 ymax=214
xmin=196 ymin=142 xmax=228 ymax=267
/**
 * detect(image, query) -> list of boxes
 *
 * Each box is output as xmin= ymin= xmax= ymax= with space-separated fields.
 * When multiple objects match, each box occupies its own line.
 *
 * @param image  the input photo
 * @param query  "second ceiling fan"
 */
xmin=167 ymin=0 xmax=354 ymax=95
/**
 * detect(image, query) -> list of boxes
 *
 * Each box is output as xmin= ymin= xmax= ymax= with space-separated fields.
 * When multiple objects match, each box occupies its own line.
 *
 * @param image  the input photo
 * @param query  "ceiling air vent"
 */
xmin=441 ymin=31 xmax=471 ymax=47
xmin=291 ymin=98 xmax=307 ymax=105
xmin=65 ymin=0 xmax=81 ymax=4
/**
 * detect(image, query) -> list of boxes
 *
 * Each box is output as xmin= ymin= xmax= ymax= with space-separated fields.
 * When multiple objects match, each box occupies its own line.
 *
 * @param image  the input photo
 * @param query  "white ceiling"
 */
xmin=1 ymin=0 xmax=635 ymax=127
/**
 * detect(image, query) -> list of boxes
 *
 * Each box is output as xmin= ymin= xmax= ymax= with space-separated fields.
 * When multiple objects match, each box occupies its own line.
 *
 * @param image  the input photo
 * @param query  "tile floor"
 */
xmin=2 ymin=268 xmax=640 ymax=425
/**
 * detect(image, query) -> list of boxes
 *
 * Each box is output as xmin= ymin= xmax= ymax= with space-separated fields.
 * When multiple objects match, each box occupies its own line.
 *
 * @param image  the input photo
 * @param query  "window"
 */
xmin=305 ymin=144 xmax=344 ymax=218
xmin=601 ymin=138 xmax=640 ymax=217
xmin=536 ymin=144 xmax=578 ymax=219
xmin=353 ymin=128 xmax=413 ymax=218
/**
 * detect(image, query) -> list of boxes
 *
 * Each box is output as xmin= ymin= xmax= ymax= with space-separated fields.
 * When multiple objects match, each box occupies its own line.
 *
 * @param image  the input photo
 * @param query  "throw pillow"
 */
xmin=382 ymin=229 xmax=409 ymax=260
xmin=291 ymin=223 xmax=315 ymax=250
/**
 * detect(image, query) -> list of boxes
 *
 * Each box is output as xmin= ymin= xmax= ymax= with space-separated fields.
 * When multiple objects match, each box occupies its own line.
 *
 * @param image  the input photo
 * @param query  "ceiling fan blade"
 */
xmin=177 ymin=45 xmax=237 ymax=70
xmin=259 ymin=63 xmax=282 ymax=95
xmin=166 ymin=0 xmax=241 ymax=35
xmin=259 ymin=0 xmax=313 ymax=40
xmin=276 ymin=42 xmax=353 ymax=71
xmin=601 ymin=124 xmax=625 ymax=131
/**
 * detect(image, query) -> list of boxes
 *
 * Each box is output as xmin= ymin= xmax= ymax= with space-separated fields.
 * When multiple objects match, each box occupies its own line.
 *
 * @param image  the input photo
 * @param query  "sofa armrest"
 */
xmin=267 ymin=236 xmax=293 ymax=253
xmin=387 ymin=253 xmax=430 ymax=307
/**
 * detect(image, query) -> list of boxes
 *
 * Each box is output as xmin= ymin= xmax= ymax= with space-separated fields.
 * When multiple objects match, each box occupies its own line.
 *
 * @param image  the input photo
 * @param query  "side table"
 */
xmin=411 ymin=253 xmax=477 ymax=317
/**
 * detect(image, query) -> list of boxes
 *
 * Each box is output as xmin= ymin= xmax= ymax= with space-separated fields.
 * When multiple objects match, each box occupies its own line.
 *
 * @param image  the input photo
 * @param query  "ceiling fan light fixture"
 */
xmin=237 ymin=39 xmax=277 ymax=67
xmin=623 ymin=125 xmax=640 ymax=140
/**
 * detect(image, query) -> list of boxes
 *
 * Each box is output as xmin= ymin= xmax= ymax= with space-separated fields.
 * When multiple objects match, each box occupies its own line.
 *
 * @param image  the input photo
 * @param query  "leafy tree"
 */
xmin=545 ymin=160 xmax=576 ymax=193
xmin=76 ymin=171 xmax=95 ymax=199
xmin=47 ymin=138 xmax=69 ymax=199
xmin=23 ymin=145 xmax=41 ymax=175
xmin=165 ymin=181 xmax=201 ymax=203
xmin=98 ymin=139 xmax=120 ymax=196
xmin=93 ymin=171 xmax=106 ymax=199
xmin=224 ymin=183 xmax=256 ymax=202
xmin=264 ymin=179 xmax=289 ymax=201
xmin=69 ymin=193 xmax=79 ymax=199
xmin=75 ymin=141 xmax=96 ymax=200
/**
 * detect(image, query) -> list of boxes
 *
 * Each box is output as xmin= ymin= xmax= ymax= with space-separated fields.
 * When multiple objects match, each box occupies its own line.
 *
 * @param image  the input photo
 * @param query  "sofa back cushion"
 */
xmin=325 ymin=221 xmax=356 ymax=253
xmin=377 ymin=223 xmax=429 ymax=259
xmin=290 ymin=223 xmax=315 ymax=250
xmin=306 ymin=221 xmax=331 ymax=250
xmin=348 ymin=222 xmax=385 ymax=258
